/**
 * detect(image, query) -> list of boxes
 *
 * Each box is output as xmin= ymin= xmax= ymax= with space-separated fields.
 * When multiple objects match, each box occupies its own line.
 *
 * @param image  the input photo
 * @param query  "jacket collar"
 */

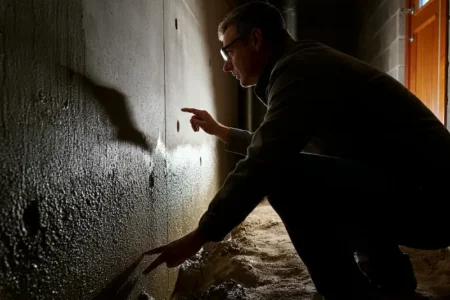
xmin=254 ymin=31 xmax=296 ymax=104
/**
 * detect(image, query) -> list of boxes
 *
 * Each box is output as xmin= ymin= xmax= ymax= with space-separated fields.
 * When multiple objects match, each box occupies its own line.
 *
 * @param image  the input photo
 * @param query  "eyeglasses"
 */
xmin=220 ymin=34 xmax=247 ymax=62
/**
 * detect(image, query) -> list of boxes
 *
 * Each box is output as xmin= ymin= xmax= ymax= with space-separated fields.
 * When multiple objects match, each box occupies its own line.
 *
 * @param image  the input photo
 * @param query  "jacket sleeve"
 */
xmin=197 ymin=65 xmax=321 ymax=242
xmin=224 ymin=128 xmax=253 ymax=156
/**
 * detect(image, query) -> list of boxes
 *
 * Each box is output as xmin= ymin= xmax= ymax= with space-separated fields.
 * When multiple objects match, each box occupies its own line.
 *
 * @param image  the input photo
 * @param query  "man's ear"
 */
xmin=250 ymin=28 xmax=263 ymax=51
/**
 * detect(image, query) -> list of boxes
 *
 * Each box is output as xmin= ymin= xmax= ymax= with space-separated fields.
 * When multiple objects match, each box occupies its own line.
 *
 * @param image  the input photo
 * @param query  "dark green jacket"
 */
xmin=198 ymin=33 xmax=450 ymax=242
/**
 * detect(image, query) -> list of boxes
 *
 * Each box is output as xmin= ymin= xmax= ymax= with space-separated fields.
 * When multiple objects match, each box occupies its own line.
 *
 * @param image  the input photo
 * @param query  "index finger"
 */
xmin=181 ymin=108 xmax=201 ymax=114
xmin=143 ymin=255 xmax=165 ymax=274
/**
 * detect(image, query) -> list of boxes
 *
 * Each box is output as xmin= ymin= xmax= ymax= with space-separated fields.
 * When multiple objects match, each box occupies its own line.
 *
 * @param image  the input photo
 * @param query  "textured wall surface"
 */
xmin=0 ymin=0 xmax=237 ymax=299
xmin=358 ymin=0 xmax=406 ymax=84
xmin=163 ymin=0 xmax=238 ymax=290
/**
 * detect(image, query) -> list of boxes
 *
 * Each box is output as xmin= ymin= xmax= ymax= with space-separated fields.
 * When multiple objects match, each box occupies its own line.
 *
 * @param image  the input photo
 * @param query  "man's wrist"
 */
xmin=216 ymin=125 xmax=230 ymax=144
xmin=193 ymin=227 xmax=210 ymax=245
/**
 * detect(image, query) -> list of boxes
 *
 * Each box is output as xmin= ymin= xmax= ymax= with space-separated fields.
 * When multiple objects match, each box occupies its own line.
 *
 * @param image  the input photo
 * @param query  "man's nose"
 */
xmin=223 ymin=60 xmax=232 ymax=73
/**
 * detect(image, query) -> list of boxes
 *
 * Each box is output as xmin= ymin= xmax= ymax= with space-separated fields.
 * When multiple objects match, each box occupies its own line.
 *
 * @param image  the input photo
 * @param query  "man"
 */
xmin=143 ymin=1 xmax=450 ymax=299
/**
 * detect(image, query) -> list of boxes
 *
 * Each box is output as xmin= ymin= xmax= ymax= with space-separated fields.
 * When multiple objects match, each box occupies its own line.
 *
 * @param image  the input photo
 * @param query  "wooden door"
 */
xmin=405 ymin=0 xmax=448 ymax=124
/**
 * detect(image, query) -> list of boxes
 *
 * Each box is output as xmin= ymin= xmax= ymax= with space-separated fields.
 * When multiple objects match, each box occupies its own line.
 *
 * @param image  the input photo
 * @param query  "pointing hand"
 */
xmin=181 ymin=108 xmax=221 ymax=135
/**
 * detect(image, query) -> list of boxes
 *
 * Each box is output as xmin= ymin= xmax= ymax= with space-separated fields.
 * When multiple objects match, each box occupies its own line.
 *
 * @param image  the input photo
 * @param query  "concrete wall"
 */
xmin=358 ymin=0 xmax=407 ymax=85
xmin=0 ymin=0 xmax=237 ymax=299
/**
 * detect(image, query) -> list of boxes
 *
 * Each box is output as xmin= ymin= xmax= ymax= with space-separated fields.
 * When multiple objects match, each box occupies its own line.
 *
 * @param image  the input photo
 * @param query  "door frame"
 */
xmin=404 ymin=0 xmax=448 ymax=125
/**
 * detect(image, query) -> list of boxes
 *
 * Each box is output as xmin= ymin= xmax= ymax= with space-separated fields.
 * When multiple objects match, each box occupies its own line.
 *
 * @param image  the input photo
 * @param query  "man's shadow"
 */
xmin=65 ymin=66 xmax=153 ymax=153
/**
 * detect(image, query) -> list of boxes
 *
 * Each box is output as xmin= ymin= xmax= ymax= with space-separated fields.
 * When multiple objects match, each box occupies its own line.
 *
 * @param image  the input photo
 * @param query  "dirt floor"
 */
xmin=170 ymin=203 xmax=450 ymax=300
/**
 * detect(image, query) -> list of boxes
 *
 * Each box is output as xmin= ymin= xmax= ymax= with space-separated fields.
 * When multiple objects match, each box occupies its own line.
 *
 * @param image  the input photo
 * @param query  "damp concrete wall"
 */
xmin=0 ymin=0 xmax=237 ymax=299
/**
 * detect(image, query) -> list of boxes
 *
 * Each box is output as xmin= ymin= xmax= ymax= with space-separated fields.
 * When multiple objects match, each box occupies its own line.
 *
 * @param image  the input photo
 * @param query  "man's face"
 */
xmin=221 ymin=25 xmax=263 ymax=87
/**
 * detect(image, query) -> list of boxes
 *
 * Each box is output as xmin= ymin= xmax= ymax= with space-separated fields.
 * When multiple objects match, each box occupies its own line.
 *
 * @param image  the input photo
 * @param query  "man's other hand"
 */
xmin=142 ymin=228 xmax=208 ymax=274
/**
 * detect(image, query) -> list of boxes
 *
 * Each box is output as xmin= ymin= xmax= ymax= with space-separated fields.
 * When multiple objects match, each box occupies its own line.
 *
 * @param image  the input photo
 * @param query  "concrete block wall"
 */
xmin=0 ymin=0 xmax=237 ymax=299
xmin=358 ymin=0 xmax=407 ymax=85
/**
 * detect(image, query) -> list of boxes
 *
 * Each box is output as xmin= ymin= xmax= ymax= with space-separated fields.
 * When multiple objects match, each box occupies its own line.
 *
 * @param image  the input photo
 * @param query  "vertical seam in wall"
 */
xmin=162 ymin=0 xmax=169 ymax=294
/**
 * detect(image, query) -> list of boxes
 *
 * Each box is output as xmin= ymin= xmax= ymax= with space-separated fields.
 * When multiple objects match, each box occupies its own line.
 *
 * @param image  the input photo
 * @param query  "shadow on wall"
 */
xmin=2 ymin=0 xmax=167 ymax=297
xmin=1 ymin=0 xmax=236 ymax=298
xmin=92 ymin=254 xmax=144 ymax=300
xmin=65 ymin=66 xmax=155 ymax=153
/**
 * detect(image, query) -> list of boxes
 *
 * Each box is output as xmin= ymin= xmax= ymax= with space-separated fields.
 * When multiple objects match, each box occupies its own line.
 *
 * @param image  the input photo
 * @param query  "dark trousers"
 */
xmin=266 ymin=153 xmax=450 ymax=299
